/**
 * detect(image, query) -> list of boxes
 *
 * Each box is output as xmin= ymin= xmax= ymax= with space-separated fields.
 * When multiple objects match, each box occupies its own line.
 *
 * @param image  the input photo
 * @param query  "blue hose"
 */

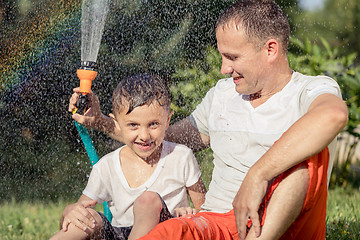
xmin=74 ymin=120 xmax=113 ymax=222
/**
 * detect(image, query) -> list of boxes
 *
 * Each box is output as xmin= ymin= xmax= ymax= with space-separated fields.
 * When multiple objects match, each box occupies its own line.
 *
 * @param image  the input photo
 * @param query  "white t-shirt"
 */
xmin=83 ymin=141 xmax=201 ymax=227
xmin=190 ymin=71 xmax=342 ymax=213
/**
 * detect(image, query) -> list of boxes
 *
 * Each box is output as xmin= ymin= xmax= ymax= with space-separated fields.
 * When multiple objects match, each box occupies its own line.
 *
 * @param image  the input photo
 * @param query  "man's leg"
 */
xmin=245 ymin=165 xmax=309 ymax=240
xmin=246 ymin=148 xmax=329 ymax=240
xmin=138 ymin=210 xmax=239 ymax=240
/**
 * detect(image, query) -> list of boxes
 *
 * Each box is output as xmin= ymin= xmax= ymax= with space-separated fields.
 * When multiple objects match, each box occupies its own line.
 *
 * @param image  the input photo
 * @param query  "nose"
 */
xmin=220 ymin=58 xmax=233 ymax=76
xmin=139 ymin=127 xmax=151 ymax=141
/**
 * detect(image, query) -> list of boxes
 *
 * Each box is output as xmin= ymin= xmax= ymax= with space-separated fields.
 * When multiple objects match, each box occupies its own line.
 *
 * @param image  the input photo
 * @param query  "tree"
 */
xmin=292 ymin=0 xmax=360 ymax=59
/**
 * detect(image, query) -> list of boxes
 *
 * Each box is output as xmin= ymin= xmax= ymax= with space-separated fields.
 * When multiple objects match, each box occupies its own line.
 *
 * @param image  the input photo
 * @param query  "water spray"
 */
xmin=76 ymin=0 xmax=109 ymax=113
xmin=74 ymin=0 xmax=112 ymax=221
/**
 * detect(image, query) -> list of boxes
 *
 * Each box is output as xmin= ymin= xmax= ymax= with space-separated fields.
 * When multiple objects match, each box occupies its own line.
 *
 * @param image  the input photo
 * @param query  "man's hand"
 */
xmin=232 ymin=167 xmax=268 ymax=240
xmin=62 ymin=199 xmax=98 ymax=233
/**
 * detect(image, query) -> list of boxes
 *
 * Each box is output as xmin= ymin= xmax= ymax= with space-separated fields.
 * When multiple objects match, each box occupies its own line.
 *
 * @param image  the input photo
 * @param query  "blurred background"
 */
xmin=0 ymin=0 xmax=359 ymax=202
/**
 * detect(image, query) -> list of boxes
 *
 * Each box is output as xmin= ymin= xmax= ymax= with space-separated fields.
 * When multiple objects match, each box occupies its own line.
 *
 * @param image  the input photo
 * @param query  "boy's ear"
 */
xmin=109 ymin=113 xmax=121 ymax=131
xmin=167 ymin=110 xmax=174 ymax=126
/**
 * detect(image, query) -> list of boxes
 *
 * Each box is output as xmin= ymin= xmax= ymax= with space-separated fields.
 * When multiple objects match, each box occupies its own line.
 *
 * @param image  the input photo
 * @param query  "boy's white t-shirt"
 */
xmin=190 ymin=71 xmax=342 ymax=213
xmin=83 ymin=141 xmax=201 ymax=227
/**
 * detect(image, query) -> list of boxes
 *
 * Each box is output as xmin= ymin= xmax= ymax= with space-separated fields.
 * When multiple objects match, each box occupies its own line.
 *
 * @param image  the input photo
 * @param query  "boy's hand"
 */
xmin=174 ymin=207 xmax=198 ymax=217
xmin=62 ymin=199 xmax=97 ymax=232
xmin=69 ymin=87 xmax=103 ymax=129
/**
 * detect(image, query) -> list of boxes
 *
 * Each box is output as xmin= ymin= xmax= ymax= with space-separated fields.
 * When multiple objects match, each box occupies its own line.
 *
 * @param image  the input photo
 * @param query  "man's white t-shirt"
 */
xmin=83 ymin=141 xmax=201 ymax=227
xmin=190 ymin=72 xmax=342 ymax=213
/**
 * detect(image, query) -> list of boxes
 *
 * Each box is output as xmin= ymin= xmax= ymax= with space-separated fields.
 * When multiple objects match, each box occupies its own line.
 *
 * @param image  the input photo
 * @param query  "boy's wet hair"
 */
xmin=216 ymin=0 xmax=290 ymax=53
xmin=112 ymin=73 xmax=171 ymax=114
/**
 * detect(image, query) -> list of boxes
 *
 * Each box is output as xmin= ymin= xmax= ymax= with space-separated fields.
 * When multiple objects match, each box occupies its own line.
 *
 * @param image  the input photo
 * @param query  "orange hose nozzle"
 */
xmin=77 ymin=69 xmax=98 ymax=94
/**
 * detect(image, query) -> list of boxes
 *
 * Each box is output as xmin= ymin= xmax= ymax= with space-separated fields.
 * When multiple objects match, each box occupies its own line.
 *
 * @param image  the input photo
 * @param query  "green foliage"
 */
xmin=170 ymin=46 xmax=223 ymax=120
xmin=0 ymin=199 xmax=64 ymax=239
xmin=326 ymin=187 xmax=360 ymax=239
xmin=0 ymin=199 xmax=104 ymax=239
xmin=0 ymin=135 xmax=93 ymax=201
xmin=293 ymin=0 xmax=360 ymax=59
xmin=288 ymin=37 xmax=360 ymax=187
xmin=288 ymin=36 xmax=360 ymax=136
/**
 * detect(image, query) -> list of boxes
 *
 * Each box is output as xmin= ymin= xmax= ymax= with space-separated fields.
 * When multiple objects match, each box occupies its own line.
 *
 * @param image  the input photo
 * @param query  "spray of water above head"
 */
xmin=75 ymin=0 xmax=110 ymax=114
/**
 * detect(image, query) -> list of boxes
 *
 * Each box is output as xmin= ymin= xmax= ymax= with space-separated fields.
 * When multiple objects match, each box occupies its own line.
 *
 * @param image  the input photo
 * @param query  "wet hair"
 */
xmin=112 ymin=73 xmax=171 ymax=115
xmin=216 ymin=0 xmax=290 ymax=53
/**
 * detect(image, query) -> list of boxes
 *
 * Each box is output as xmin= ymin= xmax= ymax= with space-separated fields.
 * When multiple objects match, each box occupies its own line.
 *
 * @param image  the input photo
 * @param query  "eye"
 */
xmin=149 ymin=122 xmax=159 ymax=129
xmin=127 ymin=123 xmax=138 ymax=129
xmin=223 ymin=54 xmax=237 ymax=61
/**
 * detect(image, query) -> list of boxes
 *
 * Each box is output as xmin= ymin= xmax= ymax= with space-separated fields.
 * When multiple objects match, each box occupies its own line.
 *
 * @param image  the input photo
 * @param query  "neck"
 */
xmin=143 ymin=143 xmax=162 ymax=166
xmin=249 ymin=67 xmax=293 ymax=108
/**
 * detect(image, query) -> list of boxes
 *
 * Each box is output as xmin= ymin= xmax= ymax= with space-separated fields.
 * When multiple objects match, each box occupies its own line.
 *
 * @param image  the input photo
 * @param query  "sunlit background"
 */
xmin=0 ymin=0 xmax=359 ymax=238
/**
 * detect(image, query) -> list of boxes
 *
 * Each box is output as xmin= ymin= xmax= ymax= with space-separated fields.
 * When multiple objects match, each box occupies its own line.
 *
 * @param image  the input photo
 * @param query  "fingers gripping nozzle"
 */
xmin=75 ymin=94 xmax=89 ymax=115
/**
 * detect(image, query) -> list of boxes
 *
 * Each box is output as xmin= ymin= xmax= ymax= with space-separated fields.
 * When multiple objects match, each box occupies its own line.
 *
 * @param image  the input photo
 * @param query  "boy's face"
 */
xmin=113 ymin=100 xmax=172 ymax=161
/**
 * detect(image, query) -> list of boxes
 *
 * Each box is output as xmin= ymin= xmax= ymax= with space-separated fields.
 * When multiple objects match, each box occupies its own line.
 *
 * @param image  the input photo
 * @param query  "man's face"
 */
xmin=216 ymin=23 xmax=268 ymax=95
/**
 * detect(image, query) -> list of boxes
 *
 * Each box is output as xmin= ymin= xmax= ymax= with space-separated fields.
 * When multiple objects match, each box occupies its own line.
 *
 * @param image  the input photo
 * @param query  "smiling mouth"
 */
xmin=135 ymin=142 xmax=153 ymax=150
xmin=233 ymin=75 xmax=243 ymax=84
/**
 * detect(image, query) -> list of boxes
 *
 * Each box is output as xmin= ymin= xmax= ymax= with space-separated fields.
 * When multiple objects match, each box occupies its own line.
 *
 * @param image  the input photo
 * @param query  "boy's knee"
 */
xmin=134 ymin=191 xmax=162 ymax=212
xmin=83 ymin=208 xmax=104 ymax=238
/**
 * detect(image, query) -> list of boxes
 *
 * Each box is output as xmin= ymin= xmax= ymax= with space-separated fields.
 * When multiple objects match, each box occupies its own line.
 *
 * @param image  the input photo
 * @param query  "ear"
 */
xmin=166 ymin=110 xmax=174 ymax=128
xmin=264 ymin=38 xmax=280 ymax=62
xmin=109 ymin=113 xmax=121 ymax=131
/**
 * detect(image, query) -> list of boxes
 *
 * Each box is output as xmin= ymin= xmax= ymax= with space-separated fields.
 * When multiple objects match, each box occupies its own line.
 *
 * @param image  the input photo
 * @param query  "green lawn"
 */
xmin=0 ymin=187 xmax=359 ymax=239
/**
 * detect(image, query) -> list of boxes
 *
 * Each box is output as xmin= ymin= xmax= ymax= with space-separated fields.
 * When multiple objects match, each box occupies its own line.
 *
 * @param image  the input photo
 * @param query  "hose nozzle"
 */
xmin=75 ymin=61 xmax=98 ymax=115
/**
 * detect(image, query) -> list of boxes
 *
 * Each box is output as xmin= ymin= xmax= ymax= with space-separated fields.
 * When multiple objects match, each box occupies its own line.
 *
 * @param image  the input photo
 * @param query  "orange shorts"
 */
xmin=138 ymin=148 xmax=329 ymax=240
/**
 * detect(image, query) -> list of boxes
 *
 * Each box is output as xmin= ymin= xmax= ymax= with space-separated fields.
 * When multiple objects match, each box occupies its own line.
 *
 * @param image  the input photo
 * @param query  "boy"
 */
xmin=51 ymin=73 xmax=206 ymax=240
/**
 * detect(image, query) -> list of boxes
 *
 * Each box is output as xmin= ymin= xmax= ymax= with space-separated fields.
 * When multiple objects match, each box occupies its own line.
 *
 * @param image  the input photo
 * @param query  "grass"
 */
xmin=326 ymin=187 xmax=360 ymax=239
xmin=0 ymin=187 xmax=359 ymax=239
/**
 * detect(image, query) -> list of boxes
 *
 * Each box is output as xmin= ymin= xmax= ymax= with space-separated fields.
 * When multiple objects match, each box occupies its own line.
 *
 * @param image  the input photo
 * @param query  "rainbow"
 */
xmin=0 ymin=0 xmax=81 ymax=101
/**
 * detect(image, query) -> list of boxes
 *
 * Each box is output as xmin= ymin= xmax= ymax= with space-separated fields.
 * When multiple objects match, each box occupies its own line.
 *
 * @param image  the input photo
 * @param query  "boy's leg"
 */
xmin=128 ymin=191 xmax=166 ymax=240
xmin=50 ymin=208 xmax=104 ymax=240
xmin=246 ymin=148 xmax=329 ymax=240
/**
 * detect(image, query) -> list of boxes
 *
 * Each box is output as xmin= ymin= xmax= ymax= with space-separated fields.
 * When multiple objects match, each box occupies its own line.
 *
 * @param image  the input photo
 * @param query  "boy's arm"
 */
xmin=69 ymin=88 xmax=209 ymax=151
xmin=60 ymin=194 xmax=97 ymax=232
xmin=186 ymin=178 xmax=207 ymax=212
xmin=69 ymin=88 xmax=123 ymax=142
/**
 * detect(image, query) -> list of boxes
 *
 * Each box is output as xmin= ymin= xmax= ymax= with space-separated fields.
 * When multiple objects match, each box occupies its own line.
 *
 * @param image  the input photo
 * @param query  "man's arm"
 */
xmin=165 ymin=117 xmax=210 ymax=152
xmin=233 ymin=93 xmax=348 ymax=239
xmin=60 ymin=194 xmax=97 ymax=232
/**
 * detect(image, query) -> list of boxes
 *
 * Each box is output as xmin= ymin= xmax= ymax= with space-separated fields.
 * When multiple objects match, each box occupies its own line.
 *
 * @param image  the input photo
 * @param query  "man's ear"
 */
xmin=265 ymin=38 xmax=280 ymax=62
xmin=109 ymin=113 xmax=121 ymax=131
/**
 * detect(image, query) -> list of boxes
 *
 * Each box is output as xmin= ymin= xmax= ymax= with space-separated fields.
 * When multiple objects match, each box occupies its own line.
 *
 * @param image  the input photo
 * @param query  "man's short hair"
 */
xmin=112 ymin=73 xmax=171 ymax=114
xmin=216 ymin=0 xmax=290 ymax=53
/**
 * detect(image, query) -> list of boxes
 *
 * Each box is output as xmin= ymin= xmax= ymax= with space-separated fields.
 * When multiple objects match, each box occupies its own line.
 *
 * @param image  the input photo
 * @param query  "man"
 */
xmin=70 ymin=1 xmax=348 ymax=239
